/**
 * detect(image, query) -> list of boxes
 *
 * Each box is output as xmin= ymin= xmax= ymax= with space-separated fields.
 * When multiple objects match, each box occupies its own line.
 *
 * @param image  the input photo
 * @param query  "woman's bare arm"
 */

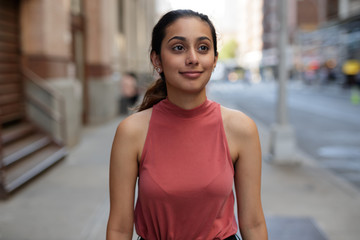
xmin=222 ymin=108 xmax=268 ymax=240
xmin=106 ymin=110 xmax=150 ymax=240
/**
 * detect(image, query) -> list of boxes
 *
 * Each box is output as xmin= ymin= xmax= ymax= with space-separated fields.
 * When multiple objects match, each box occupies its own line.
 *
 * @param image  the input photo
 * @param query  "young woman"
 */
xmin=107 ymin=9 xmax=267 ymax=240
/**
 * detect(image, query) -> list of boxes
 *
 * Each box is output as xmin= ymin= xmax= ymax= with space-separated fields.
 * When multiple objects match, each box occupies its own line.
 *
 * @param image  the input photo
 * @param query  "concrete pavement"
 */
xmin=0 ymin=114 xmax=359 ymax=240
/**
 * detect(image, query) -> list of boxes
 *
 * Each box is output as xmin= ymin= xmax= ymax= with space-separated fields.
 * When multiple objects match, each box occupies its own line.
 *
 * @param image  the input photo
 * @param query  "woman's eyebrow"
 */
xmin=167 ymin=36 xmax=211 ymax=43
xmin=168 ymin=36 xmax=186 ymax=43
xmin=198 ymin=36 xmax=211 ymax=42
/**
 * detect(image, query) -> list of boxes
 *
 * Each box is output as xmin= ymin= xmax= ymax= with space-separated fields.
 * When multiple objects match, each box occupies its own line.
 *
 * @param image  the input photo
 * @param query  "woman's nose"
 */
xmin=185 ymin=48 xmax=199 ymax=65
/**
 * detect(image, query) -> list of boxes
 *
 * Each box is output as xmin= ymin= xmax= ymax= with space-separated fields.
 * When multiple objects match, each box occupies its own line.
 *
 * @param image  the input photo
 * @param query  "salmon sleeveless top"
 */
xmin=134 ymin=98 xmax=238 ymax=240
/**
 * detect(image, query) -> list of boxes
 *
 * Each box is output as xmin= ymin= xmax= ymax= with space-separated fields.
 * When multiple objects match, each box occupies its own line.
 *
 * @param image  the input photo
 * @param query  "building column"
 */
xmin=121 ymin=0 xmax=155 ymax=86
xmin=20 ymin=0 xmax=82 ymax=147
xmin=84 ymin=0 xmax=119 ymax=123
xmin=339 ymin=0 xmax=350 ymax=19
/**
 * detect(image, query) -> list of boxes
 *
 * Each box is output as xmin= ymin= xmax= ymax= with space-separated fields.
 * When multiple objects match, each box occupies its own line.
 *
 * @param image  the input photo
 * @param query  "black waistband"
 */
xmin=139 ymin=234 xmax=238 ymax=240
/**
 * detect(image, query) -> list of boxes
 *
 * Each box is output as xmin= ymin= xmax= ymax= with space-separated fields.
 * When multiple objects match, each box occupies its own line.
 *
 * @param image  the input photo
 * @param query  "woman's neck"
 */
xmin=166 ymin=90 xmax=207 ymax=110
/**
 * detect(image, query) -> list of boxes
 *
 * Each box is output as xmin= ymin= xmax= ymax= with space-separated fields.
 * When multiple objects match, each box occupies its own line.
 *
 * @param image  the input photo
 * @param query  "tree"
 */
xmin=219 ymin=39 xmax=238 ymax=60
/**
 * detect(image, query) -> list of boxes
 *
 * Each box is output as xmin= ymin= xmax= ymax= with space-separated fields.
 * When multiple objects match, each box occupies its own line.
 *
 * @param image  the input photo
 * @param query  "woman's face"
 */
xmin=152 ymin=17 xmax=218 ymax=96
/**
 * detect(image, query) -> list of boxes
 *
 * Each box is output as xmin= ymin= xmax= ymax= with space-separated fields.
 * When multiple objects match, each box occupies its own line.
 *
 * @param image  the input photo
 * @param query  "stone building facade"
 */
xmin=0 ymin=0 xmax=156 ymax=196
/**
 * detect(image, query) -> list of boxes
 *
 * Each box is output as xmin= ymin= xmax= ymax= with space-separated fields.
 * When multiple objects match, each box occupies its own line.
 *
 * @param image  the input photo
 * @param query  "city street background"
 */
xmin=1 ymin=0 xmax=360 ymax=239
xmin=208 ymin=79 xmax=360 ymax=190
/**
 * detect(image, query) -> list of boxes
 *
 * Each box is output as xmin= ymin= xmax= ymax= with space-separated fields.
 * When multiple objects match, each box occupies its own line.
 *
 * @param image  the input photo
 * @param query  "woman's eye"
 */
xmin=198 ymin=45 xmax=209 ymax=52
xmin=173 ymin=45 xmax=184 ymax=51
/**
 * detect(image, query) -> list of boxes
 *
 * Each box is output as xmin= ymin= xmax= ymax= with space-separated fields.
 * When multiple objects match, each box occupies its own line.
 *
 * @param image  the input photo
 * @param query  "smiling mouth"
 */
xmin=180 ymin=71 xmax=203 ymax=79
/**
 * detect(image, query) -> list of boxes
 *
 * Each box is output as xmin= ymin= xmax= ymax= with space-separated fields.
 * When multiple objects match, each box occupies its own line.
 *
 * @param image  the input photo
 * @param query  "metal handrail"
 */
xmin=22 ymin=67 xmax=67 ymax=144
xmin=0 ymin=124 xmax=4 ymax=185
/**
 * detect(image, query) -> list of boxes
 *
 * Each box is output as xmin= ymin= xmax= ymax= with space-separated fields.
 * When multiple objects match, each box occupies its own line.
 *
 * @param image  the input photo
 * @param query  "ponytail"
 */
xmin=136 ymin=77 xmax=167 ymax=112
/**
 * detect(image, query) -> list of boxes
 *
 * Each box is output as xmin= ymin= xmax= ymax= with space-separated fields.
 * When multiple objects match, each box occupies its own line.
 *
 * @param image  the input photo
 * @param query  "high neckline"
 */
xmin=157 ymin=98 xmax=214 ymax=118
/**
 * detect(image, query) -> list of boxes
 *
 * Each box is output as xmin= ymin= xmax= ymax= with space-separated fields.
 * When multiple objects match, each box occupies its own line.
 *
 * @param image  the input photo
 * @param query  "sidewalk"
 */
xmin=0 ymin=115 xmax=359 ymax=240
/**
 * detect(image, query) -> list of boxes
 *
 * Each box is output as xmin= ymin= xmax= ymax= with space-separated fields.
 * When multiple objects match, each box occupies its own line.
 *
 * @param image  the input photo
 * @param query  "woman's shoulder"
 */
xmin=220 ymin=105 xmax=258 ymax=139
xmin=116 ymin=108 xmax=153 ymax=138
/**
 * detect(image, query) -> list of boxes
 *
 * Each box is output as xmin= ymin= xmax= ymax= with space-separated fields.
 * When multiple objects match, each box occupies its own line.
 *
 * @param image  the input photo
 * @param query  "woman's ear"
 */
xmin=151 ymin=51 xmax=161 ymax=68
xmin=213 ymin=53 xmax=218 ymax=69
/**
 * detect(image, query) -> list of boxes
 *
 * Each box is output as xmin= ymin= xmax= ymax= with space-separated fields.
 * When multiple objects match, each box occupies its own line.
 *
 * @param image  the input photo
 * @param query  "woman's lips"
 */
xmin=180 ymin=71 xmax=203 ymax=79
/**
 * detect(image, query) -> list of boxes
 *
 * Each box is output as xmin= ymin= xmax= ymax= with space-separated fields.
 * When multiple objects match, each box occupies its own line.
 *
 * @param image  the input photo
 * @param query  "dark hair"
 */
xmin=137 ymin=9 xmax=218 ymax=112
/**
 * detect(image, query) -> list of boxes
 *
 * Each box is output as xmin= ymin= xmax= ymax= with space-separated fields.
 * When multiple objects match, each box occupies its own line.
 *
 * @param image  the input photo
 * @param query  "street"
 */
xmin=208 ymin=80 xmax=360 ymax=190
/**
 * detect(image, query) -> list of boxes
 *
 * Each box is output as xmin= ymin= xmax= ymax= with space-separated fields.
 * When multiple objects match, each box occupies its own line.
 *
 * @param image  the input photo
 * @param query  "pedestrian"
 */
xmin=107 ymin=9 xmax=267 ymax=240
xmin=119 ymin=72 xmax=139 ymax=115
